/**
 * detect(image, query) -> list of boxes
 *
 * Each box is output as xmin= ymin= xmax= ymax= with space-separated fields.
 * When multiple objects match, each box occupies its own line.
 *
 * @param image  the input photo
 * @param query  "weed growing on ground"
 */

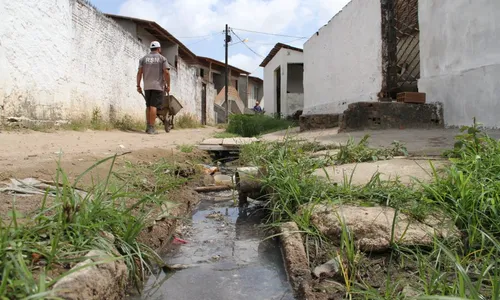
xmin=177 ymin=144 xmax=195 ymax=153
xmin=226 ymin=114 xmax=296 ymax=137
xmin=213 ymin=132 xmax=241 ymax=138
xmin=174 ymin=113 xmax=203 ymax=129
xmin=0 ymin=156 xmax=190 ymax=299
xmin=336 ymin=135 xmax=408 ymax=164
xmin=241 ymin=121 xmax=500 ymax=299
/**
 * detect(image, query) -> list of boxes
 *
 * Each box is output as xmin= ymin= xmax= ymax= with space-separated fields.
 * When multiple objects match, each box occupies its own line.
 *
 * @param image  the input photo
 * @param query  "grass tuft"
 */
xmin=226 ymin=114 xmax=295 ymax=137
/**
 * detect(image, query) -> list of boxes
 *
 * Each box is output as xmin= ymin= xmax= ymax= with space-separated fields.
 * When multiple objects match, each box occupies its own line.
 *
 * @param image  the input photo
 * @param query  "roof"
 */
xmin=197 ymin=56 xmax=250 ymax=75
xmin=248 ymin=75 xmax=263 ymax=83
xmin=105 ymin=13 xmax=196 ymax=61
xmin=259 ymin=43 xmax=303 ymax=68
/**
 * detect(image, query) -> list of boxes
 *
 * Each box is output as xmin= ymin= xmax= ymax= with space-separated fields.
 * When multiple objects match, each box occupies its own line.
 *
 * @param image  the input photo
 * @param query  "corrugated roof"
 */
xmin=105 ymin=13 xmax=196 ymax=62
xmin=197 ymin=56 xmax=250 ymax=75
xmin=259 ymin=43 xmax=303 ymax=68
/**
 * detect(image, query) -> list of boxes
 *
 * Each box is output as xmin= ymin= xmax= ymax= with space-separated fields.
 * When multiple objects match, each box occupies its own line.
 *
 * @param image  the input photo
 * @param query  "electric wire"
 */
xmin=231 ymin=27 xmax=307 ymax=39
xmin=231 ymin=30 xmax=264 ymax=58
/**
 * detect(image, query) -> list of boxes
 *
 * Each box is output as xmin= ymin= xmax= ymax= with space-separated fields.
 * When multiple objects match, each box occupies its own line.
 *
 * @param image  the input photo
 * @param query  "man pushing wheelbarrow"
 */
xmin=136 ymin=41 xmax=182 ymax=134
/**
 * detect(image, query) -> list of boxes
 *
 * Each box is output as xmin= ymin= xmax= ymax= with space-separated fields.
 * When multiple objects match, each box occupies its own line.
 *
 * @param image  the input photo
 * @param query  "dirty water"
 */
xmin=129 ymin=191 xmax=294 ymax=300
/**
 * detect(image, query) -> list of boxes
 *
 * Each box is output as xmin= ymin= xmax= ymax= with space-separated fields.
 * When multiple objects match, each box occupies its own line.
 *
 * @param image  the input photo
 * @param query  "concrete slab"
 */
xmin=314 ymin=158 xmax=447 ymax=186
xmin=199 ymin=138 xmax=224 ymax=145
xmin=262 ymin=127 xmax=500 ymax=156
xmin=221 ymin=137 xmax=259 ymax=146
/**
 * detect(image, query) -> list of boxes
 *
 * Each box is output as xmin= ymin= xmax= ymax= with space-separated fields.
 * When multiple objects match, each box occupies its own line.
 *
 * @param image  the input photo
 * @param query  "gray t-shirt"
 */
xmin=138 ymin=52 xmax=169 ymax=91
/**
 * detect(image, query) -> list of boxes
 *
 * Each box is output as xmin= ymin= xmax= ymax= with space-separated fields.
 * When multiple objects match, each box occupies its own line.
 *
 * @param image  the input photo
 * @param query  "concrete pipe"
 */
xmin=235 ymin=167 xmax=267 ymax=193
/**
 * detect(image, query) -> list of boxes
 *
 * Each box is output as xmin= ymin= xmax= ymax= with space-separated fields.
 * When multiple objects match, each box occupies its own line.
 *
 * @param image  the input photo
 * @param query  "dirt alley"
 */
xmin=0 ymin=127 xmax=220 ymax=181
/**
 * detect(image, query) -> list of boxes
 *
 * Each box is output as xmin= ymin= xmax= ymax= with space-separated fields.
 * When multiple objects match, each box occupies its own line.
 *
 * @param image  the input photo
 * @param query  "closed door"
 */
xmin=201 ymin=83 xmax=207 ymax=125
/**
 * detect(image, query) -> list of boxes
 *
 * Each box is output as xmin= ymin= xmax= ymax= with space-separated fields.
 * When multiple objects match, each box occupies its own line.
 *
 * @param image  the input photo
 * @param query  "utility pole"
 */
xmin=224 ymin=24 xmax=230 ymax=123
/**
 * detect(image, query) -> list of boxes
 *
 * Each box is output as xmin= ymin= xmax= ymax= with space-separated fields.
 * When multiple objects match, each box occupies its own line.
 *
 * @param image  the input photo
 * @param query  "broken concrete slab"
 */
xmin=53 ymin=250 xmax=127 ymax=300
xmin=198 ymin=137 xmax=258 ymax=151
xmin=280 ymin=222 xmax=311 ymax=294
xmin=314 ymin=158 xmax=446 ymax=185
xmin=305 ymin=204 xmax=458 ymax=252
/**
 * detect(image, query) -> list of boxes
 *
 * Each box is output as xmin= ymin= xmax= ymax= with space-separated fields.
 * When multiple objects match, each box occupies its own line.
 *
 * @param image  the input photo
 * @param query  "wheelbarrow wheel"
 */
xmin=164 ymin=112 xmax=170 ymax=133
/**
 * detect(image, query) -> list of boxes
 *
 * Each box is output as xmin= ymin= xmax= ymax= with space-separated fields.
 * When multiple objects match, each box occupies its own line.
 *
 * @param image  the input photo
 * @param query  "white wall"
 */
xmin=0 ymin=0 xmax=147 ymax=121
xmin=263 ymin=48 xmax=303 ymax=116
xmin=0 ymin=0 xmax=215 ymax=125
xmin=418 ymin=0 xmax=500 ymax=128
xmin=303 ymin=0 xmax=383 ymax=115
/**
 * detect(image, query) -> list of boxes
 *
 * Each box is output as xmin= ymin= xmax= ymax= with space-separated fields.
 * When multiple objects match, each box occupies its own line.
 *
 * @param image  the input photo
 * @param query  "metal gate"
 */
xmin=386 ymin=0 xmax=420 ymax=97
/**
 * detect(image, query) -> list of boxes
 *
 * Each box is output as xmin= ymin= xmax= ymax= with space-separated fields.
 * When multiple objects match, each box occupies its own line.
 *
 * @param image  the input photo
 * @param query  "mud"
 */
xmin=129 ymin=193 xmax=295 ymax=300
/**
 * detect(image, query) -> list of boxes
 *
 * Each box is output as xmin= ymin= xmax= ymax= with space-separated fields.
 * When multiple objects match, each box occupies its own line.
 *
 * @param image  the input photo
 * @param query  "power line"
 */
xmin=231 ymin=27 xmax=307 ymax=39
xmin=247 ymin=36 xmax=307 ymax=46
xmin=231 ymin=30 xmax=264 ymax=58
xmin=178 ymin=31 xmax=223 ymax=39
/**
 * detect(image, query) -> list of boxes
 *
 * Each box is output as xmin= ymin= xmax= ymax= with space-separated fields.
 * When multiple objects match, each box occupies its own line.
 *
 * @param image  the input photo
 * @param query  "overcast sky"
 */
xmin=92 ymin=0 xmax=350 ymax=78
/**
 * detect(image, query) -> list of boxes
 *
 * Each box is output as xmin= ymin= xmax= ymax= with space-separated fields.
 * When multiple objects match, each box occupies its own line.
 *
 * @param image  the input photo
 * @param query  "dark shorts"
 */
xmin=144 ymin=90 xmax=163 ymax=108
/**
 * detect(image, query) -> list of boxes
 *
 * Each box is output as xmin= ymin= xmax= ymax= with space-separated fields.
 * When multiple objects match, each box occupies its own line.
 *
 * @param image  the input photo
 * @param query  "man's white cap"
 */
xmin=150 ymin=41 xmax=161 ymax=49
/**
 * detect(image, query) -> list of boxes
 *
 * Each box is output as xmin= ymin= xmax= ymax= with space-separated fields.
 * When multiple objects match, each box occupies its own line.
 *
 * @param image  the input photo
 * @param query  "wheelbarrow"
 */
xmin=141 ymin=92 xmax=183 ymax=133
xmin=157 ymin=93 xmax=183 ymax=132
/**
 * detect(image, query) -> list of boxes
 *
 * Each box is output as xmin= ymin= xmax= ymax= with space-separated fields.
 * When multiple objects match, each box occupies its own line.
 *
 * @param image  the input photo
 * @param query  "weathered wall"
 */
xmin=263 ymin=48 xmax=303 ymax=116
xmin=303 ymin=0 xmax=383 ymax=115
xmin=0 ymin=0 xmax=214 ymax=125
xmin=418 ymin=0 xmax=500 ymax=128
xmin=0 ymin=0 xmax=146 ymax=121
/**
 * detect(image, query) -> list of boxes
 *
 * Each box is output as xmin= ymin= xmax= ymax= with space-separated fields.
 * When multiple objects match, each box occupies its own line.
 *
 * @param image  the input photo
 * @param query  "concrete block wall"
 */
xmin=303 ymin=0 xmax=383 ymax=116
xmin=418 ymin=0 xmax=500 ymax=128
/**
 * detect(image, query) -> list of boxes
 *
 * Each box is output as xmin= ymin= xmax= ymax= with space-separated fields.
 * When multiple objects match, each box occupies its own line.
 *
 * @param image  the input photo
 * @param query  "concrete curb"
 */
xmin=279 ymin=222 xmax=313 ymax=298
xmin=52 ymin=188 xmax=200 ymax=299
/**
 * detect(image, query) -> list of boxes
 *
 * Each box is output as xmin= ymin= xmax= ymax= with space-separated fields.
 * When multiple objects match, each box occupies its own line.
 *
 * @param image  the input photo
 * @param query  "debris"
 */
xmin=206 ymin=211 xmax=224 ymax=221
xmin=0 ymin=178 xmax=88 ymax=199
xmin=194 ymin=185 xmax=232 ymax=193
xmin=197 ymin=164 xmax=219 ymax=175
xmin=173 ymin=237 xmax=188 ymax=245
xmin=313 ymin=259 xmax=340 ymax=279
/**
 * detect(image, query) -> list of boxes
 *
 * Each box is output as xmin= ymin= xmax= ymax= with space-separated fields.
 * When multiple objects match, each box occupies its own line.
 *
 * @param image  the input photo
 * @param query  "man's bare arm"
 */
xmin=164 ymin=68 xmax=171 ymax=93
xmin=136 ymin=68 xmax=143 ymax=93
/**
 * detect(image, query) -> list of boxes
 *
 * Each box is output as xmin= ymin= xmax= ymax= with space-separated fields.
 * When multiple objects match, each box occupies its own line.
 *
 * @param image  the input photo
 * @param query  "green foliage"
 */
xmin=174 ymin=113 xmax=203 ymax=129
xmin=337 ymin=135 xmax=408 ymax=164
xmin=226 ymin=114 xmax=295 ymax=137
xmin=0 ymin=156 xmax=188 ymax=299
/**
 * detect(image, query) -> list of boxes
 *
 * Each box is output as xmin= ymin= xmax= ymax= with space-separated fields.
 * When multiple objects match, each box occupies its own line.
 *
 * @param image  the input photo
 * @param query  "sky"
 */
xmin=92 ymin=0 xmax=350 ymax=78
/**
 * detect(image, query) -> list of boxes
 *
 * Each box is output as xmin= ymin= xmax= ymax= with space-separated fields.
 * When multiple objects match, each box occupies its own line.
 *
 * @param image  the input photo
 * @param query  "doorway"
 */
xmin=201 ymin=83 xmax=207 ymax=125
xmin=275 ymin=67 xmax=281 ymax=117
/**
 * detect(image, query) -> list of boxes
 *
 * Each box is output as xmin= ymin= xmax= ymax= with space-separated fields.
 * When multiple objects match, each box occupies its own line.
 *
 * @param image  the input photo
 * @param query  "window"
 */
xmin=200 ymin=68 xmax=205 ymax=78
xmin=253 ymin=86 xmax=259 ymax=100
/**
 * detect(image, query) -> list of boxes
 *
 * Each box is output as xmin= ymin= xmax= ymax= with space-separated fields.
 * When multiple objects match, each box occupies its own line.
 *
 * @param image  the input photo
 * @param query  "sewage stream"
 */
xmin=129 ymin=190 xmax=295 ymax=300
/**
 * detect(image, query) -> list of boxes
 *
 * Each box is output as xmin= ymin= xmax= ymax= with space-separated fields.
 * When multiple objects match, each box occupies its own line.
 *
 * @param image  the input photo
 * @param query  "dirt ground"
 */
xmin=0 ymin=127 xmax=219 ymax=221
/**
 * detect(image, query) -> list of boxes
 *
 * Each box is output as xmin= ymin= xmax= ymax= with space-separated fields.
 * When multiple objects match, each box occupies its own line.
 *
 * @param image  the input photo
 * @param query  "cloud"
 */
xmin=118 ymin=0 xmax=350 ymax=75
xmin=119 ymin=0 xmax=350 ymax=37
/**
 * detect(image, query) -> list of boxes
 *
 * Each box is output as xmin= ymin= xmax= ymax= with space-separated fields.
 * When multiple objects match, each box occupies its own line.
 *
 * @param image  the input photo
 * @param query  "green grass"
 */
xmin=177 ymin=144 xmax=195 ymax=153
xmin=174 ymin=113 xmax=203 ymax=129
xmin=226 ymin=114 xmax=296 ymax=137
xmin=213 ymin=132 xmax=241 ymax=138
xmin=0 ymin=156 xmax=191 ymax=299
xmin=240 ymin=119 xmax=500 ymax=299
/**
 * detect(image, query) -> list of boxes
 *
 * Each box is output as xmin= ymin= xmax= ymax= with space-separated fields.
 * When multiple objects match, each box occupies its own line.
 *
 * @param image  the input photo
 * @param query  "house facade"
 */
xmin=197 ymin=57 xmax=251 ymax=122
xmin=260 ymin=43 xmax=304 ymax=117
xmin=302 ymin=0 xmax=500 ymax=128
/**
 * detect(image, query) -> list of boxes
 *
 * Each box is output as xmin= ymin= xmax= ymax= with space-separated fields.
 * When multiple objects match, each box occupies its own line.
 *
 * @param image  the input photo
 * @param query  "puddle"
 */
xmin=129 ymin=192 xmax=294 ymax=300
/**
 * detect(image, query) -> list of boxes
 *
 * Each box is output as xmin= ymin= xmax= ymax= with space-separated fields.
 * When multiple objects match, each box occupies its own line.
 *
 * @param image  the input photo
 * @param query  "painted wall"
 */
xmin=263 ymin=48 xmax=303 ymax=116
xmin=0 ymin=0 xmax=146 ymax=121
xmin=303 ymin=0 xmax=383 ymax=115
xmin=0 ymin=0 xmax=215 ymax=125
xmin=418 ymin=0 xmax=500 ymax=128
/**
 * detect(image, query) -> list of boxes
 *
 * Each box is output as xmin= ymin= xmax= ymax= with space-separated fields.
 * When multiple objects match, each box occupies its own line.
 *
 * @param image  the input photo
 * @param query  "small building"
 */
xmin=260 ymin=43 xmax=304 ymax=117
xmin=106 ymin=14 xmax=217 ymax=125
xmin=197 ymin=57 xmax=251 ymax=123
xmin=239 ymin=76 xmax=264 ymax=110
